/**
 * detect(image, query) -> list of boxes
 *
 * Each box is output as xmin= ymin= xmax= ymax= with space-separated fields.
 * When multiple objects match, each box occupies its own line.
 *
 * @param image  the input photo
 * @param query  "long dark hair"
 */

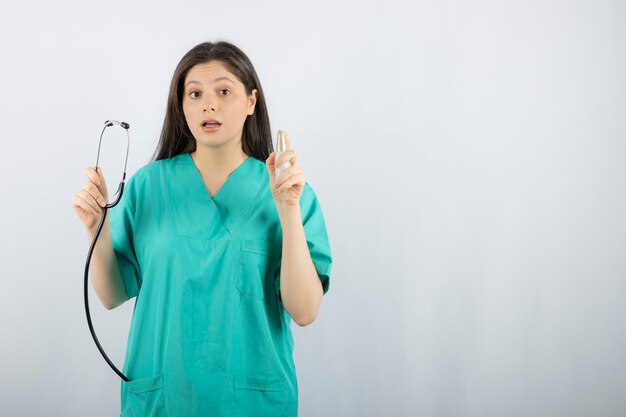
xmin=152 ymin=41 xmax=273 ymax=162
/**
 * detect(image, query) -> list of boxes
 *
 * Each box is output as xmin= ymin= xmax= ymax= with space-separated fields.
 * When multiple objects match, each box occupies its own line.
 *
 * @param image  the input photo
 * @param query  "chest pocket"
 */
xmin=236 ymin=239 xmax=282 ymax=302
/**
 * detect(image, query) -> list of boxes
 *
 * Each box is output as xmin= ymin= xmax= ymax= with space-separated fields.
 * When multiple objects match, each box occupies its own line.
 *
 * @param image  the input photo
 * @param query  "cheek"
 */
xmin=235 ymin=100 xmax=250 ymax=118
xmin=182 ymin=102 xmax=194 ymax=123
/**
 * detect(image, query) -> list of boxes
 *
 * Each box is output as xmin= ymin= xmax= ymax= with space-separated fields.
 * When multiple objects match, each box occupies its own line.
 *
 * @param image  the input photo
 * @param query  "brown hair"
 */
xmin=152 ymin=41 xmax=273 ymax=162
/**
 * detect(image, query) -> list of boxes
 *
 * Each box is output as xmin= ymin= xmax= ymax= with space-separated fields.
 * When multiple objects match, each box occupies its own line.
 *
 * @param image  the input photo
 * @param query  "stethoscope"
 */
xmin=84 ymin=120 xmax=131 ymax=381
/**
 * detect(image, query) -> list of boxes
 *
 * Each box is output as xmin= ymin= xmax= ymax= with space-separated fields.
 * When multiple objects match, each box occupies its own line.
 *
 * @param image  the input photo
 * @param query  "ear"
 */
xmin=248 ymin=89 xmax=258 ymax=115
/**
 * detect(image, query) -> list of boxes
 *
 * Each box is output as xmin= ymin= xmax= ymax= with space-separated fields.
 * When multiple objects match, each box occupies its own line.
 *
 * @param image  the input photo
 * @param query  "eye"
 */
xmin=219 ymin=89 xmax=231 ymax=96
xmin=189 ymin=90 xmax=201 ymax=98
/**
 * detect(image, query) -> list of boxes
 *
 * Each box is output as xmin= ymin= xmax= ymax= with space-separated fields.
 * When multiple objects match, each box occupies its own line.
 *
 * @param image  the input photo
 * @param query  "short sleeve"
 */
xmin=108 ymin=176 xmax=142 ymax=299
xmin=273 ymin=182 xmax=333 ymax=300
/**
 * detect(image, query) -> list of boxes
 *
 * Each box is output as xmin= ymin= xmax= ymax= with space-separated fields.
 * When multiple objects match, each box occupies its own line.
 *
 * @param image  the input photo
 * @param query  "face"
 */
xmin=182 ymin=61 xmax=257 ymax=152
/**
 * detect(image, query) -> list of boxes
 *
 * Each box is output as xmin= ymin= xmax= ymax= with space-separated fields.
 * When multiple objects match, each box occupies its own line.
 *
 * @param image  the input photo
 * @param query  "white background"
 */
xmin=1 ymin=0 xmax=625 ymax=416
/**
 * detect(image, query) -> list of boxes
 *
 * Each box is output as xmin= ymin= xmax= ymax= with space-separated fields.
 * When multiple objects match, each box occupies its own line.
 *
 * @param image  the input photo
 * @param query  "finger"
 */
xmin=96 ymin=167 xmax=106 ymax=186
xmin=276 ymin=149 xmax=297 ymax=168
xmin=82 ymin=182 xmax=106 ymax=207
xmin=275 ymin=165 xmax=298 ymax=186
xmin=85 ymin=167 xmax=101 ymax=187
xmin=95 ymin=167 xmax=109 ymax=192
xmin=83 ymin=181 xmax=105 ymax=204
xmin=71 ymin=194 xmax=89 ymax=213
xmin=73 ymin=192 xmax=102 ymax=217
xmin=276 ymin=173 xmax=306 ymax=193
xmin=78 ymin=188 xmax=103 ymax=213
xmin=72 ymin=195 xmax=99 ymax=218
xmin=275 ymin=166 xmax=303 ymax=188
xmin=87 ymin=167 xmax=110 ymax=199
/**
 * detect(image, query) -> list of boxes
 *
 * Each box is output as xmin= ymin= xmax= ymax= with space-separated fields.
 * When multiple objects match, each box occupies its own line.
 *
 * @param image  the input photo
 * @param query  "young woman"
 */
xmin=71 ymin=40 xmax=333 ymax=417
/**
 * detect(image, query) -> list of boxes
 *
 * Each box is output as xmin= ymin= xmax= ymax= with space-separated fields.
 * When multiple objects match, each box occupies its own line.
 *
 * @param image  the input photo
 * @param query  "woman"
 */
xmin=71 ymin=40 xmax=333 ymax=417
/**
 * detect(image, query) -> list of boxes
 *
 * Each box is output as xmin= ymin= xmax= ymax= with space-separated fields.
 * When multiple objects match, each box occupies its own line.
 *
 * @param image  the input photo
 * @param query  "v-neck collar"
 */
xmin=185 ymin=152 xmax=252 ymax=202
xmin=166 ymin=153 xmax=267 ymax=239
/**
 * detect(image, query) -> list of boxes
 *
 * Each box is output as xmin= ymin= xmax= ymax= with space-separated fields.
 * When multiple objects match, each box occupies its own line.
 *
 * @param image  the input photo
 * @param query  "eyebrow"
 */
xmin=185 ymin=77 xmax=236 ymax=87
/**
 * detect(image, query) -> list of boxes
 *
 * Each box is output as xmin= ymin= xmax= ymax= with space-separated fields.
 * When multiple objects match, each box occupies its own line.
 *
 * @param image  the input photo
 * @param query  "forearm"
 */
xmin=87 ymin=217 xmax=129 ymax=310
xmin=277 ymin=203 xmax=323 ymax=326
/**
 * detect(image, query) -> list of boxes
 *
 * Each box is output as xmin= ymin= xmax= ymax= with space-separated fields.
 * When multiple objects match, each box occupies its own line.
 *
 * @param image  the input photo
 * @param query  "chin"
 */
xmin=194 ymin=135 xmax=231 ymax=149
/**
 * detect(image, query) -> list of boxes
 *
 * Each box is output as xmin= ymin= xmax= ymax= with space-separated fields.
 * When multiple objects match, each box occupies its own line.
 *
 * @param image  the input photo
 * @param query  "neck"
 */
xmin=190 ymin=140 xmax=249 ymax=179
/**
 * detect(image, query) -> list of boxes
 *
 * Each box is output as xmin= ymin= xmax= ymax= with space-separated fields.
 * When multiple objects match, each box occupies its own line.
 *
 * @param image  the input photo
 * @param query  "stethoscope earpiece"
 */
xmin=104 ymin=120 xmax=130 ymax=130
xmin=95 ymin=120 xmax=130 ymax=207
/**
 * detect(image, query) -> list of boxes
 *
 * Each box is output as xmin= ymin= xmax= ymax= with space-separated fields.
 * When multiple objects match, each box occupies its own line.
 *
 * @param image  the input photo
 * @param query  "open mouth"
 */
xmin=201 ymin=120 xmax=222 ymax=132
xmin=202 ymin=119 xmax=222 ymax=127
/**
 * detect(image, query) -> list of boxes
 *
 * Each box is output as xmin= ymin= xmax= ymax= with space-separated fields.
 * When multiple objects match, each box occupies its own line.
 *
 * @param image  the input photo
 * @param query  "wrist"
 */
xmin=276 ymin=201 xmax=301 ymax=221
xmin=87 ymin=216 xmax=108 ymax=239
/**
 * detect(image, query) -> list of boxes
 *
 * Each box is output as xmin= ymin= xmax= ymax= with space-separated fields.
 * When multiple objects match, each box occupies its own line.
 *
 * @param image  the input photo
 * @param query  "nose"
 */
xmin=203 ymin=99 xmax=216 ymax=112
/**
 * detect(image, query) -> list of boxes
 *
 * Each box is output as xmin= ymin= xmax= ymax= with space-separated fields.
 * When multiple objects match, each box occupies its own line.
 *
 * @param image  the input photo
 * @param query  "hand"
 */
xmin=71 ymin=167 xmax=110 ymax=231
xmin=265 ymin=129 xmax=306 ymax=209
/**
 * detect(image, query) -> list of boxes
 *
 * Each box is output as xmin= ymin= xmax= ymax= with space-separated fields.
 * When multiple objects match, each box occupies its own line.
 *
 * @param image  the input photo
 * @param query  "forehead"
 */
xmin=184 ymin=61 xmax=240 ymax=86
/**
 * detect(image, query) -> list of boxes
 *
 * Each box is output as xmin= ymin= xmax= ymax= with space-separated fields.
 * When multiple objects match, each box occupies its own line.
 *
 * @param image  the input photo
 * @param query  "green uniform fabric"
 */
xmin=109 ymin=153 xmax=332 ymax=417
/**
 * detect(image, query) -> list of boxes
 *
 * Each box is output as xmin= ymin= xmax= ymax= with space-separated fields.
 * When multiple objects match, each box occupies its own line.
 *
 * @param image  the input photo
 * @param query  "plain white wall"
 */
xmin=1 ymin=0 xmax=625 ymax=416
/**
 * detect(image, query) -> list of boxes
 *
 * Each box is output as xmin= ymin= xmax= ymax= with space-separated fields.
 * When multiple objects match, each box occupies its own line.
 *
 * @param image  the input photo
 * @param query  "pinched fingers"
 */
xmin=71 ymin=167 xmax=112 ymax=229
xmin=85 ymin=166 xmax=110 ymax=197
xmin=85 ymin=167 xmax=102 ymax=186
xmin=82 ymin=180 xmax=107 ymax=208
xmin=71 ymin=191 xmax=102 ymax=217
xmin=275 ymin=149 xmax=298 ymax=168
xmin=276 ymin=172 xmax=306 ymax=193
xmin=275 ymin=165 xmax=305 ymax=189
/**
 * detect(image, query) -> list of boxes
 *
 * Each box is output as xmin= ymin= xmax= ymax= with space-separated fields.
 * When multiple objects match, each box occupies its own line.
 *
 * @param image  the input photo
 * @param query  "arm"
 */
xmin=265 ymin=130 xmax=327 ymax=326
xmin=73 ymin=166 xmax=131 ymax=311
xmin=87 ymin=218 xmax=130 ymax=310
xmin=277 ymin=204 xmax=324 ymax=327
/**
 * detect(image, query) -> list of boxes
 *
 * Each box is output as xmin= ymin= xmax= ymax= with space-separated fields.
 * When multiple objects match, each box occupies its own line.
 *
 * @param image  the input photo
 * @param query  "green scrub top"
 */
xmin=109 ymin=152 xmax=333 ymax=417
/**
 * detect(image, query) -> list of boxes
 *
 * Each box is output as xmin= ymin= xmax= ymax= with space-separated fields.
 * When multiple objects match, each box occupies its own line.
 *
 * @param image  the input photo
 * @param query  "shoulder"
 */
xmin=126 ymin=154 xmax=185 ymax=188
xmin=302 ymin=182 xmax=319 ymax=203
xmin=247 ymin=156 xmax=269 ymax=176
xmin=120 ymin=157 xmax=180 ymax=205
xmin=131 ymin=158 xmax=167 ymax=180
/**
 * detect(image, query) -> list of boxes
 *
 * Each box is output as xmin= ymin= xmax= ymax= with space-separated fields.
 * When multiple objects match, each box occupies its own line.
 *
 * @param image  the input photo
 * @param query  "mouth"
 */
xmin=201 ymin=119 xmax=222 ymax=132
xmin=201 ymin=119 xmax=222 ymax=127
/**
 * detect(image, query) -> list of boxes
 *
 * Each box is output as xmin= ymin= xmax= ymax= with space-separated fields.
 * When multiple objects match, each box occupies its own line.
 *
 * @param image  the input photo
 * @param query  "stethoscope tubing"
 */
xmin=84 ymin=120 xmax=130 ymax=381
